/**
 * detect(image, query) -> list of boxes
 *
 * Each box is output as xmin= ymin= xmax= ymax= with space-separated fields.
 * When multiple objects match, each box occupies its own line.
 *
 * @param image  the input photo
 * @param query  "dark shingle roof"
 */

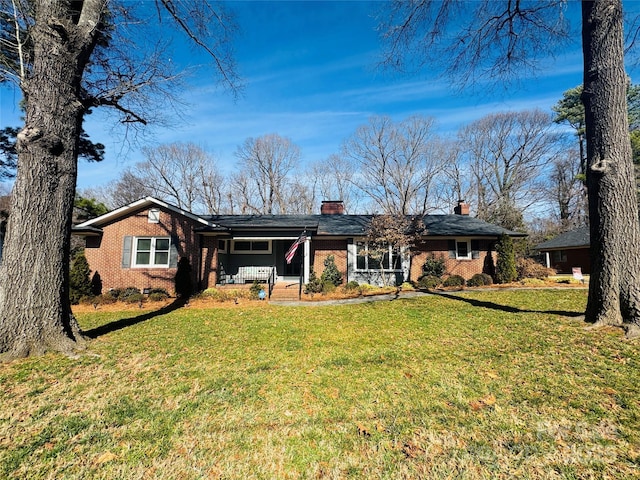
xmin=200 ymin=213 xmax=524 ymax=238
xmin=422 ymin=215 xmax=525 ymax=237
xmin=72 ymin=196 xmax=526 ymax=239
xmin=203 ymin=215 xmax=319 ymax=230
xmin=535 ymin=227 xmax=590 ymax=250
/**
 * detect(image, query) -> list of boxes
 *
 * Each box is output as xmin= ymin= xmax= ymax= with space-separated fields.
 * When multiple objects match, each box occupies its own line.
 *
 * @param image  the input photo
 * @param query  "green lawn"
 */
xmin=1 ymin=290 xmax=638 ymax=479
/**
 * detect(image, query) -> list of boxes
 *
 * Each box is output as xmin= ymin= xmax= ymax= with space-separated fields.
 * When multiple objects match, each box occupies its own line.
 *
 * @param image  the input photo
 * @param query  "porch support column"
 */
xmin=545 ymin=251 xmax=551 ymax=269
xmin=303 ymin=237 xmax=311 ymax=284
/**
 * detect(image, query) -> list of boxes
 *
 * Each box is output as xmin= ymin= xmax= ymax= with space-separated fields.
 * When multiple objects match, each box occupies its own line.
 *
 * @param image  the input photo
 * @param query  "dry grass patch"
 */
xmin=1 ymin=290 xmax=639 ymax=479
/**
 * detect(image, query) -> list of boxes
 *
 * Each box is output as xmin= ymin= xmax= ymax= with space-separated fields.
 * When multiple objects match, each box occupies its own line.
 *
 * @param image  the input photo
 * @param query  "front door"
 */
xmin=283 ymin=242 xmax=302 ymax=277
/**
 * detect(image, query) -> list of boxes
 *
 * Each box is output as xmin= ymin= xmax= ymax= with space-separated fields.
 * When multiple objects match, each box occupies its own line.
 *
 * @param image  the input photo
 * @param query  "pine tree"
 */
xmin=69 ymin=252 xmax=92 ymax=304
xmin=495 ymin=234 xmax=517 ymax=284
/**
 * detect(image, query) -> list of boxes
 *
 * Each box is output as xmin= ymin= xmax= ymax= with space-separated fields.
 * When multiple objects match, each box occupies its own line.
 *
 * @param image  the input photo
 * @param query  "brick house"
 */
xmin=73 ymin=197 xmax=525 ymax=294
xmin=535 ymin=227 xmax=591 ymax=274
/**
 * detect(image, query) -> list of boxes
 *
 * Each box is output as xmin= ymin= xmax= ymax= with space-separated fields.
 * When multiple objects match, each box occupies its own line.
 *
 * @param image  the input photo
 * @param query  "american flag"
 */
xmin=285 ymin=232 xmax=307 ymax=264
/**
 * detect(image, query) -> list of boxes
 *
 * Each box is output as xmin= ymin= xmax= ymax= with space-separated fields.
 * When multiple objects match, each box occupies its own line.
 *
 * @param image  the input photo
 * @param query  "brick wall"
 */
xmin=83 ymin=206 xmax=203 ymax=294
xmin=549 ymin=247 xmax=591 ymax=274
xmin=311 ymin=239 xmax=348 ymax=283
xmin=410 ymin=239 xmax=497 ymax=281
xmin=199 ymin=236 xmax=219 ymax=289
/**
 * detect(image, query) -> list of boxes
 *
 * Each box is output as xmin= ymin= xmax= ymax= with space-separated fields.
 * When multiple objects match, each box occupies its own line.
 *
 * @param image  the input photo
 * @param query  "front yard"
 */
xmin=1 ymin=289 xmax=638 ymax=479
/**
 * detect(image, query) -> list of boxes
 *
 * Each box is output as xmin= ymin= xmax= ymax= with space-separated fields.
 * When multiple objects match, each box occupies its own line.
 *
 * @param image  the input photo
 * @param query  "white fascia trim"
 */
xmin=75 ymin=196 xmax=217 ymax=228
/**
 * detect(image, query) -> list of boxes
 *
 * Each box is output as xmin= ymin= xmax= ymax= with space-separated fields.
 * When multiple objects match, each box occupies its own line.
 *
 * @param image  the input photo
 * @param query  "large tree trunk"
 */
xmin=582 ymin=0 xmax=640 ymax=337
xmin=0 ymin=0 xmax=104 ymax=360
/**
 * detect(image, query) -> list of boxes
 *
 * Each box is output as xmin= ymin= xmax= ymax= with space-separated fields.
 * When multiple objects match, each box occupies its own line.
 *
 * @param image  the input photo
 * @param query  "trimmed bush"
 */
xmin=320 ymin=255 xmax=342 ymax=286
xmin=417 ymin=275 xmax=442 ymax=289
xmin=400 ymin=282 xmax=415 ymax=291
xmin=305 ymin=268 xmax=324 ymax=294
xmin=96 ymin=293 xmax=117 ymax=305
xmin=466 ymin=273 xmax=493 ymax=287
xmin=106 ymin=287 xmax=142 ymax=303
xmin=344 ymin=281 xmax=360 ymax=291
xmin=443 ymin=275 xmax=465 ymax=287
xmin=123 ymin=293 xmax=145 ymax=305
xmin=149 ymin=291 xmax=170 ymax=302
xmin=249 ymin=281 xmax=266 ymax=299
xmin=422 ymin=255 xmax=446 ymax=278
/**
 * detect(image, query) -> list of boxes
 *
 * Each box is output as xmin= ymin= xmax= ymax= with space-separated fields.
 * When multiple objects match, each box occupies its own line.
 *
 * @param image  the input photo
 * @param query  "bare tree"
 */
xmin=547 ymin=149 xmax=588 ymax=231
xmin=119 ymin=143 xmax=225 ymax=214
xmin=309 ymin=154 xmax=360 ymax=213
xmin=280 ymin=175 xmax=316 ymax=214
xmin=342 ymin=115 xmax=444 ymax=216
xmin=234 ymin=133 xmax=300 ymax=214
xmin=378 ymin=1 xmax=571 ymax=87
xmin=379 ymin=0 xmax=640 ymax=336
xmin=458 ymin=110 xmax=561 ymax=230
xmin=0 ymin=0 xmax=239 ymax=360
xmin=365 ymin=214 xmax=424 ymax=286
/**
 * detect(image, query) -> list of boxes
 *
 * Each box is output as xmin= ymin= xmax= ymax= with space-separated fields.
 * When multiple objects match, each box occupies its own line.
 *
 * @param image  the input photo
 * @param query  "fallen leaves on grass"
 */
xmin=94 ymin=451 xmax=117 ymax=464
xmin=469 ymin=394 xmax=497 ymax=411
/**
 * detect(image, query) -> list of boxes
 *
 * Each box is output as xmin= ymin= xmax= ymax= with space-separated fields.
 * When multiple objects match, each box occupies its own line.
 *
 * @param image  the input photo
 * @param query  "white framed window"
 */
xmin=231 ymin=240 xmax=272 ymax=254
xmin=148 ymin=209 xmax=160 ymax=223
xmin=356 ymin=241 xmax=401 ymax=271
xmin=217 ymin=239 xmax=227 ymax=253
xmin=456 ymin=240 xmax=471 ymax=260
xmin=448 ymin=239 xmax=476 ymax=260
xmin=133 ymin=237 xmax=171 ymax=267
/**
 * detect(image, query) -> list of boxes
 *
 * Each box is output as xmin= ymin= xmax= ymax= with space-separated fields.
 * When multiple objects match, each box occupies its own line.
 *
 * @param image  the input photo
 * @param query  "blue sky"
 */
xmin=0 ymin=0 xmax=631 ymax=191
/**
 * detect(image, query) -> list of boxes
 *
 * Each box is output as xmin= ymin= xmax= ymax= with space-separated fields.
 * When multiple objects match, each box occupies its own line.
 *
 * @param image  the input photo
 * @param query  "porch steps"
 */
xmin=269 ymin=282 xmax=304 ymax=301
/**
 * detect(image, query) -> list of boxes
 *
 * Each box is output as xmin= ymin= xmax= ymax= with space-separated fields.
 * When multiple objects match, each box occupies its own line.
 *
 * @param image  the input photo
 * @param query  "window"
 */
xmin=218 ymin=239 xmax=227 ymax=253
xmin=448 ymin=239 xmax=473 ymax=260
xmin=456 ymin=240 xmax=471 ymax=259
xmin=356 ymin=241 xmax=401 ymax=271
xmin=552 ymin=250 xmax=567 ymax=263
xmin=231 ymin=240 xmax=272 ymax=254
xmin=133 ymin=237 xmax=171 ymax=267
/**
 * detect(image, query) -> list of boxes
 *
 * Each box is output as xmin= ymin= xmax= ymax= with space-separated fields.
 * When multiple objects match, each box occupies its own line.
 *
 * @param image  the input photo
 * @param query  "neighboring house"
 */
xmin=73 ymin=197 xmax=525 ymax=294
xmin=535 ymin=226 xmax=591 ymax=274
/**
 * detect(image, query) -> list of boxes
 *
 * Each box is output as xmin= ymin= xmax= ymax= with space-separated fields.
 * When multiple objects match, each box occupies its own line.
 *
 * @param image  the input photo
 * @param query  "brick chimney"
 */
xmin=321 ymin=200 xmax=345 ymax=215
xmin=454 ymin=200 xmax=470 ymax=216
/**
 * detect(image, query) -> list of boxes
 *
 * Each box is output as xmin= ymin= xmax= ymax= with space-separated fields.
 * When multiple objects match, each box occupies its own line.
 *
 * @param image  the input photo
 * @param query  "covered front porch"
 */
xmin=215 ymin=236 xmax=311 ymax=285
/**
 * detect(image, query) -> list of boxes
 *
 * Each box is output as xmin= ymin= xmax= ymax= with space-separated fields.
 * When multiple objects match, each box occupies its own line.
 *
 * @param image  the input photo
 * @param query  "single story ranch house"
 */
xmin=535 ymin=226 xmax=591 ymax=274
xmin=73 ymin=197 xmax=525 ymax=294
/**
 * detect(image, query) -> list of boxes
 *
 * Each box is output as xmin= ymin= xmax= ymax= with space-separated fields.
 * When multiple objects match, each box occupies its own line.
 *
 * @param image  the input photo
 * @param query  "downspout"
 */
xmin=303 ymin=236 xmax=311 ymax=284
xmin=197 ymin=232 xmax=203 ymax=290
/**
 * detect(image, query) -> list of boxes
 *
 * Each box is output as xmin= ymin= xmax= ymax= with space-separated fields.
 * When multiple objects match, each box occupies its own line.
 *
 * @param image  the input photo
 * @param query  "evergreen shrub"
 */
xmin=69 ymin=252 xmax=92 ymax=304
xmin=466 ymin=273 xmax=493 ymax=287
xmin=417 ymin=275 xmax=442 ymax=289
xmin=495 ymin=234 xmax=517 ymax=284
xmin=443 ymin=275 xmax=465 ymax=287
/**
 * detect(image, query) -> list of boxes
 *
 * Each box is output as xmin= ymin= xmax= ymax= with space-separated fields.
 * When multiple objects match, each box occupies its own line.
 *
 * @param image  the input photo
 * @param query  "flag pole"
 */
xmin=298 ymin=229 xmax=306 ymax=300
